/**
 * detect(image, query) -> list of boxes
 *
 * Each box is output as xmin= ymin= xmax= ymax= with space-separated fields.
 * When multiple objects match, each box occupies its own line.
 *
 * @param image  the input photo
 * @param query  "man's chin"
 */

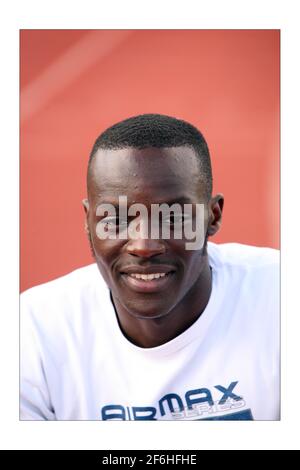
xmin=117 ymin=296 xmax=174 ymax=321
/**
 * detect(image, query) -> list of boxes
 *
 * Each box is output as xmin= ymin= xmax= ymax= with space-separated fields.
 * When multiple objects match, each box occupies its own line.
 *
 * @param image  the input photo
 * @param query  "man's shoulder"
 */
xmin=20 ymin=264 xmax=111 ymax=358
xmin=208 ymin=241 xmax=279 ymax=271
xmin=208 ymin=243 xmax=279 ymax=319
xmin=21 ymin=263 xmax=104 ymax=309
xmin=208 ymin=242 xmax=279 ymax=293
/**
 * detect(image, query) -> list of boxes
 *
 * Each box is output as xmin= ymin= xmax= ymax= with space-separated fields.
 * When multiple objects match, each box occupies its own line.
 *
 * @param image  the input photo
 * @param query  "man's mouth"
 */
xmin=128 ymin=272 xmax=167 ymax=281
xmin=119 ymin=266 xmax=176 ymax=293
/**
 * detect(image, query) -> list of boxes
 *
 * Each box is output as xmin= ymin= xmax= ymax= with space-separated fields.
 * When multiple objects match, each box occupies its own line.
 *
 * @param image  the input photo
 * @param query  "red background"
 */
xmin=20 ymin=30 xmax=280 ymax=292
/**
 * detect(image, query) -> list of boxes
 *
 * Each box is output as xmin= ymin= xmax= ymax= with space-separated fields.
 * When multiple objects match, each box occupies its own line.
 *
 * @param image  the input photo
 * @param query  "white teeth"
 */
xmin=129 ymin=272 xmax=167 ymax=281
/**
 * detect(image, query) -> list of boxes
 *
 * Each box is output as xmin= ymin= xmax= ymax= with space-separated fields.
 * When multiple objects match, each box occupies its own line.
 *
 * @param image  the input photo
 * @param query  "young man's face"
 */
xmin=84 ymin=146 xmax=221 ymax=319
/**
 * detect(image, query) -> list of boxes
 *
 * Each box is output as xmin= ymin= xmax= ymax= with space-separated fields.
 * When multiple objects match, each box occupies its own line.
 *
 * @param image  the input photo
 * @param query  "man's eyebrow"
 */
xmin=159 ymin=197 xmax=194 ymax=205
xmin=95 ymin=196 xmax=194 ymax=207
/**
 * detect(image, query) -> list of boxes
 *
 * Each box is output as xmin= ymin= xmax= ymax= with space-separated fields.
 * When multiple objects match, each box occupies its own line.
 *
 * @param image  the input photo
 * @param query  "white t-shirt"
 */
xmin=20 ymin=242 xmax=280 ymax=421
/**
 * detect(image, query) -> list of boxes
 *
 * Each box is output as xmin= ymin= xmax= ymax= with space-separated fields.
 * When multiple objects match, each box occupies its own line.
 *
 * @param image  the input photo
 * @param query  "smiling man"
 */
xmin=21 ymin=114 xmax=279 ymax=420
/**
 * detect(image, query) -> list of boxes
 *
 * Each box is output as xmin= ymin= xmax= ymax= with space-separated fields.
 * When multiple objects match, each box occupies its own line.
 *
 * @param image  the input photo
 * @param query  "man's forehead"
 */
xmin=87 ymin=146 xmax=206 ymax=202
xmin=91 ymin=194 xmax=196 ymax=208
xmin=89 ymin=146 xmax=200 ymax=182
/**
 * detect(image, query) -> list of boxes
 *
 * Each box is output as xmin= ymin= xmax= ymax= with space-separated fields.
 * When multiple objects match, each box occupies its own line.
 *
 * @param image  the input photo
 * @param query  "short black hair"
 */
xmin=88 ymin=113 xmax=213 ymax=197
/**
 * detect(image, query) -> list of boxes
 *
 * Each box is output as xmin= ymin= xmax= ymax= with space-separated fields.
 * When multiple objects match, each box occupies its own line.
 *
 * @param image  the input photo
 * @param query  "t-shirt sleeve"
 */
xmin=20 ymin=293 xmax=56 ymax=420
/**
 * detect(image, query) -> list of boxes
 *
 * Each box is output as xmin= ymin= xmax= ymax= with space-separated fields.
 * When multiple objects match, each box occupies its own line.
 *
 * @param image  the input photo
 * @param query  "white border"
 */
xmin=1 ymin=0 xmax=299 ymax=451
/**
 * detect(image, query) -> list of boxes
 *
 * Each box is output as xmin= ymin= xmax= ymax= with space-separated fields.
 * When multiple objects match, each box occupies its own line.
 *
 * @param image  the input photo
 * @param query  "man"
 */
xmin=20 ymin=113 xmax=279 ymax=420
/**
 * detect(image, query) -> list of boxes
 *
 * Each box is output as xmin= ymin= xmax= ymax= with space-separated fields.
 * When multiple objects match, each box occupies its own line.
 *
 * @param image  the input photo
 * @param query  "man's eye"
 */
xmin=162 ymin=215 xmax=189 ymax=225
xmin=101 ymin=218 xmax=128 ymax=226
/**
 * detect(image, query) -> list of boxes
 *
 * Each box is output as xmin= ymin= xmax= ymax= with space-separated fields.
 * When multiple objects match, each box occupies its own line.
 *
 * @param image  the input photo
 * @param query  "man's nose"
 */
xmin=125 ymin=236 xmax=166 ymax=258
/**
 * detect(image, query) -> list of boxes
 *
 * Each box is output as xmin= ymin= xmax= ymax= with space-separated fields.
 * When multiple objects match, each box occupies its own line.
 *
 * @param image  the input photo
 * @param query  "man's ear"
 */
xmin=82 ymin=199 xmax=90 ymax=234
xmin=207 ymin=194 xmax=224 ymax=237
xmin=82 ymin=198 xmax=89 ymax=215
